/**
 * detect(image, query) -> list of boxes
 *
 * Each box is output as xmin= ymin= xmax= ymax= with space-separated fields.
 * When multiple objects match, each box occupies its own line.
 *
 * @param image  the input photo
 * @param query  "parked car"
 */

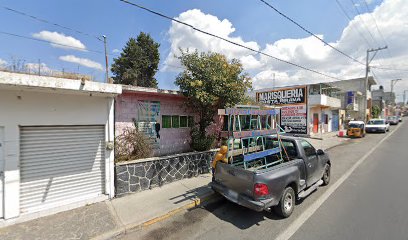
xmin=387 ymin=116 xmax=399 ymax=125
xmin=211 ymin=136 xmax=330 ymax=218
xmin=398 ymin=115 xmax=402 ymax=122
xmin=347 ymin=120 xmax=365 ymax=138
xmin=365 ymin=119 xmax=390 ymax=133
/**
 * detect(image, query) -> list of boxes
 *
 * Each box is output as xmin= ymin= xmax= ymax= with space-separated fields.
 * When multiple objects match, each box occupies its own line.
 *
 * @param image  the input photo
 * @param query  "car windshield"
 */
xmin=387 ymin=116 xmax=396 ymax=120
xmin=368 ymin=120 xmax=385 ymax=125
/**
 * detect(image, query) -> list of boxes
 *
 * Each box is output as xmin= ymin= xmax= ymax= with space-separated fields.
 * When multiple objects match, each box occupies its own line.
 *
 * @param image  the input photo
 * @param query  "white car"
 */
xmin=365 ymin=119 xmax=390 ymax=133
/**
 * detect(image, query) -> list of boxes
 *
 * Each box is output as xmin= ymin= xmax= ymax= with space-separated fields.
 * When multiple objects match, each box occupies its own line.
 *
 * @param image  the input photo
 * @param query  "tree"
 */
xmin=371 ymin=105 xmax=381 ymax=118
xmin=175 ymin=50 xmax=252 ymax=150
xmin=111 ymin=32 xmax=160 ymax=88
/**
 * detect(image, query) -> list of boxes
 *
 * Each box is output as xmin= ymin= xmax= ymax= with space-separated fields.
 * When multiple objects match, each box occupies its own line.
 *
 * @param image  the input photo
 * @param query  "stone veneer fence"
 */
xmin=115 ymin=150 xmax=217 ymax=197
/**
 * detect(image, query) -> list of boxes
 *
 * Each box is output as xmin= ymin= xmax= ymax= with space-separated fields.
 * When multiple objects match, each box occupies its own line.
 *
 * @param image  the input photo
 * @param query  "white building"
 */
xmin=0 ymin=72 xmax=121 ymax=225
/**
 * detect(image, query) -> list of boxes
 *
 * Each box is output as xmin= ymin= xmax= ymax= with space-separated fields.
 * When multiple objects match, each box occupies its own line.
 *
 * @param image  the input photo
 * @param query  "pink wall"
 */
xmin=115 ymin=91 xmax=198 ymax=156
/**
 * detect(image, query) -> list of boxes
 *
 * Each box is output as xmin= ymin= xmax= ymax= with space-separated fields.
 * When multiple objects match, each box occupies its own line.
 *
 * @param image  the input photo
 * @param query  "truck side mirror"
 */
xmin=316 ymin=149 xmax=325 ymax=155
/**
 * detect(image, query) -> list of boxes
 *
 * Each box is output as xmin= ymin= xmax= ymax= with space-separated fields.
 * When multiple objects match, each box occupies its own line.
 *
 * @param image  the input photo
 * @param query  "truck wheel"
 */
xmin=322 ymin=163 xmax=331 ymax=186
xmin=274 ymin=187 xmax=295 ymax=218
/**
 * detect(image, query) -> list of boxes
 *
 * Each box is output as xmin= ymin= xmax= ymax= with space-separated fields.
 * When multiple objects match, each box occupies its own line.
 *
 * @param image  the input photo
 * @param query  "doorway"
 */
xmin=313 ymin=113 xmax=319 ymax=133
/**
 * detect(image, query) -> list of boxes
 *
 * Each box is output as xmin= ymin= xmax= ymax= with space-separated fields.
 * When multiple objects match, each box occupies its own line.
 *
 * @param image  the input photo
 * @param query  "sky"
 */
xmin=0 ymin=0 xmax=407 ymax=102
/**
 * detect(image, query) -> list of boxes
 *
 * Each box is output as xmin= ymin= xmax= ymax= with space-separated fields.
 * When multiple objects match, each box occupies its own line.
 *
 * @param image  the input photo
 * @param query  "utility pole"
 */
xmin=364 ymin=46 xmax=387 ymax=122
xmin=102 ymin=35 xmax=110 ymax=84
xmin=390 ymin=79 xmax=401 ymax=100
xmin=403 ymin=90 xmax=408 ymax=106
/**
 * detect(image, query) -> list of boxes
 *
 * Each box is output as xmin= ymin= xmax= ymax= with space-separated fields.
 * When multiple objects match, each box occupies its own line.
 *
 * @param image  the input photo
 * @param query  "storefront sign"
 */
xmin=256 ymin=86 xmax=307 ymax=105
xmin=280 ymin=105 xmax=307 ymax=134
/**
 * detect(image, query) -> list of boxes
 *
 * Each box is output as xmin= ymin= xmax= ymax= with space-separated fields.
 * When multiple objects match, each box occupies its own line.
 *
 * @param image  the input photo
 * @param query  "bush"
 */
xmin=115 ymin=127 xmax=153 ymax=162
xmin=190 ymin=127 xmax=216 ymax=152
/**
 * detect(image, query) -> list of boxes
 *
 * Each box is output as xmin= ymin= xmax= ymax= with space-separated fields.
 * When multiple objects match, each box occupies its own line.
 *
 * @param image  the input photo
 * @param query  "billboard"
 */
xmin=280 ymin=105 xmax=308 ymax=134
xmin=256 ymin=86 xmax=307 ymax=105
xmin=256 ymin=86 xmax=308 ymax=134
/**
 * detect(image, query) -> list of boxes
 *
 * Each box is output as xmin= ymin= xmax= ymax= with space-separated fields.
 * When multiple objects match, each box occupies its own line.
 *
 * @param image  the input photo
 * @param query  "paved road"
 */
xmin=119 ymin=120 xmax=406 ymax=240
xmin=290 ymin=119 xmax=408 ymax=240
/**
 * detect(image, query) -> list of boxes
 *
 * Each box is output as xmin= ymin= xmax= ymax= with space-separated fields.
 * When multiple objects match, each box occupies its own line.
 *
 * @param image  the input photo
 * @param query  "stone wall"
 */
xmin=115 ymin=150 xmax=217 ymax=197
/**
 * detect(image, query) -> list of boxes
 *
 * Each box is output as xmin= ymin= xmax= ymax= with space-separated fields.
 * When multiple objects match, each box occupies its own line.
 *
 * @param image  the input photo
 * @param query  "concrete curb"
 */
xmin=92 ymin=191 xmax=221 ymax=240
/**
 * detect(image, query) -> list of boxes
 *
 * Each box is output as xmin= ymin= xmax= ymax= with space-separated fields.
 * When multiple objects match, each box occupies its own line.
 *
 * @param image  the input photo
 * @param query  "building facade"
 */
xmin=0 ymin=72 xmax=121 ymax=223
xmin=254 ymin=77 xmax=378 ymax=136
xmin=115 ymin=85 xmax=197 ymax=157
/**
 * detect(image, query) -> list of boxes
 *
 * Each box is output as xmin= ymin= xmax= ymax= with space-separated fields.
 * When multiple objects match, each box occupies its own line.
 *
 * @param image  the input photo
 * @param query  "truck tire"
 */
xmin=322 ymin=163 xmax=331 ymax=186
xmin=274 ymin=187 xmax=295 ymax=218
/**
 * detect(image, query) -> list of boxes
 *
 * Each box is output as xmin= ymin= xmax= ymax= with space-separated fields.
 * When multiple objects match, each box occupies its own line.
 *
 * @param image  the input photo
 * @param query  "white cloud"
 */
xmin=0 ymin=58 xmax=6 ymax=66
xmin=59 ymin=55 xmax=103 ymax=70
xmin=164 ymin=9 xmax=260 ymax=70
xmin=24 ymin=63 xmax=53 ymax=74
xmin=164 ymin=0 xmax=408 ymax=101
xmin=32 ymin=31 xmax=86 ymax=51
xmin=112 ymin=49 xmax=121 ymax=53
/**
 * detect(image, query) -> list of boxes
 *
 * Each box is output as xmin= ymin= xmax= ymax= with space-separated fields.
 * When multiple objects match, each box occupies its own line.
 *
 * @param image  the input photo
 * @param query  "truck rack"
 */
xmin=217 ymin=107 xmax=288 ymax=170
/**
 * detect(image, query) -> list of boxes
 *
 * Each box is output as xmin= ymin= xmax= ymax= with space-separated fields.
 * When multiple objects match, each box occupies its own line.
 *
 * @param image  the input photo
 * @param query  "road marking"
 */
xmin=275 ymin=123 xmax=404 ymax=240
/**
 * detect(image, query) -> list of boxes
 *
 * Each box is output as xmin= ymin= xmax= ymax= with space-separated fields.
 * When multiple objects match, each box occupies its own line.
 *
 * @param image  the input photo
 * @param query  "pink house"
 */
xmin=115 ymin=85 xmax=198 ymax=156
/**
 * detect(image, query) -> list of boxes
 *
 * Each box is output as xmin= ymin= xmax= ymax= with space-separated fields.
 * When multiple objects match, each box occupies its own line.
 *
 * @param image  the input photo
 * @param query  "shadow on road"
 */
xmin=199 ymin=197 xmax=285 ymax=230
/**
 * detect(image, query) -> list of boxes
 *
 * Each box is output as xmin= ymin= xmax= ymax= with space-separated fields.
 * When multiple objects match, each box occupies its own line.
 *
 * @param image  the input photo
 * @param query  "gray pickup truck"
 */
xmin=211 ymin=135 xmax=331 ymax=218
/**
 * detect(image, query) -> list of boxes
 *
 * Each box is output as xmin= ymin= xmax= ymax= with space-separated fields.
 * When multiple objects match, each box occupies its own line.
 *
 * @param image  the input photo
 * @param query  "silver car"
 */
xmin=365 ymin=119 xmax=390 ymax=133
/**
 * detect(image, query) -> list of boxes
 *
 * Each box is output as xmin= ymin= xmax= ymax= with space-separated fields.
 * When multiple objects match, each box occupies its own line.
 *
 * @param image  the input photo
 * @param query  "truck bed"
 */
xmin=213 ymin=158 xmax=305 ymax=211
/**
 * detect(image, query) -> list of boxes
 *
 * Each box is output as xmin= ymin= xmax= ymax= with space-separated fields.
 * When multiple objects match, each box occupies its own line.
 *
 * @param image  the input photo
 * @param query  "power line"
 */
xmin=371 ymin=65 xmax=408 ymax=72
xmin=258 ymin=0 xmax=364 ymax=65
xmin=362 ymin=1 xmax=394 ymax=64
xmin=349 ymin=0 xmax=379 ymax=46
xmin=119 ymin=0 xmax=344 ymax=81
xmin=334 ymin=0 xmax=372 ymax=47
xmin=0 ymin=31 xmax=104 ymax=54
xmin=2 ymin=6 xmax=102 ymax=41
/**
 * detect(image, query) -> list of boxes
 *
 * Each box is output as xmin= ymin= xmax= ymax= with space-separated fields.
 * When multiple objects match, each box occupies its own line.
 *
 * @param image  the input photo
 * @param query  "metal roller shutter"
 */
xmin=20 ymin=125 xmax=105 ymax=214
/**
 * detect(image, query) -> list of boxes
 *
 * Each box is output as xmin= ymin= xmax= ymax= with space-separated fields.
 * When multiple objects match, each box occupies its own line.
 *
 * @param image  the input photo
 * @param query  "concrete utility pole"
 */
xmin=364 ymin=46 xmax=387 ymax=122
xmin=403 ymin=90 xmax=408 ymax=106
xmin=390 ymin=79 xmax=401 ymax=101
xmin=102 ymin=35 xmax=110 ymax=84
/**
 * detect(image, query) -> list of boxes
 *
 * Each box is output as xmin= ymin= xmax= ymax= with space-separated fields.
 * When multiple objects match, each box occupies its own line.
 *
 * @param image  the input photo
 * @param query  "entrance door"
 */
xmin=0 ymin=127 xmax=4 ymax=218
xmin=313 ymin=113 xmax=319 ymax=133
xmin=332 ymin=112 xmax=339 ymax=131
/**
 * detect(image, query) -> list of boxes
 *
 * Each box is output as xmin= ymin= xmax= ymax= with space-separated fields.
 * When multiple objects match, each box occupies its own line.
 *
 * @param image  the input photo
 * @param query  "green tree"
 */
xmin=175 ymin=50 xmax=252 ymax=151
xmin=111 ymin=32 xmax=160 ymax=88
xmin=371 ymin=105 xmax=381 ymax=118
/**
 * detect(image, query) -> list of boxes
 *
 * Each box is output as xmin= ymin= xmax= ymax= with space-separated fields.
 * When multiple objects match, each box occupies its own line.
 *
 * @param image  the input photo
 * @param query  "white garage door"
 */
xmin=20 ymin=126 xmax=105 ymax=214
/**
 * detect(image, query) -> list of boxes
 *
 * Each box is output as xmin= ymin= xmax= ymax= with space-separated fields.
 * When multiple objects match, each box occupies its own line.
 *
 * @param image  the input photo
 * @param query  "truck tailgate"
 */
xmin=214 ymin=162 xmax=254 ymax=198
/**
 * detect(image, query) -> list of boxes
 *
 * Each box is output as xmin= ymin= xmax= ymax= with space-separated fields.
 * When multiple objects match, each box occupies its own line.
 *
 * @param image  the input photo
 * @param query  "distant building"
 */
xmin=254 ymin=76 xmax=378 ymax=136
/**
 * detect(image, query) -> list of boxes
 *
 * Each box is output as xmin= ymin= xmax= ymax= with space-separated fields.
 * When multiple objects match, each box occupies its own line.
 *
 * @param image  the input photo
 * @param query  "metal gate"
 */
xmin=19 ymin=125 xmax=105 ymax=214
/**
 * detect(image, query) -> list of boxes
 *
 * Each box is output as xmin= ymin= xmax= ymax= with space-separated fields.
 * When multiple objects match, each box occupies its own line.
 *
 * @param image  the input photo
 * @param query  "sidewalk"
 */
xmin=306 ymin=131 xmax=349 ymax=150
xmin=0 ymin=174 xmax=216 ymax=240
xmin=0 ymin=134 xmax=348 ymax=240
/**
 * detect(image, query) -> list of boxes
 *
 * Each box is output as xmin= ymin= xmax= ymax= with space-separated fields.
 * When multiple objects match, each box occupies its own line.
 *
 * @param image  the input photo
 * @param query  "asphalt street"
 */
xmin=119 ymin=119 xmax=407 ymax=240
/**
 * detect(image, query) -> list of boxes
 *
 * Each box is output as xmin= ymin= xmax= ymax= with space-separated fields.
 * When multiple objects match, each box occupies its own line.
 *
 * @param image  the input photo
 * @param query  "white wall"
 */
xmin=0 ymin=89 xmax=114 ymax=219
